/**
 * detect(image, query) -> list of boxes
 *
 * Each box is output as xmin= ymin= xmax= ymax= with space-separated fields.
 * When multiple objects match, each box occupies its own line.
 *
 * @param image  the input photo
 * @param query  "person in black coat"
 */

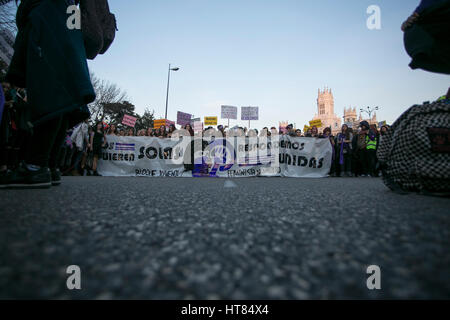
xmin=5 ymin=0 xmax=95 ymax=188
xmin=402 ymin=0 xmax=450 ymax=74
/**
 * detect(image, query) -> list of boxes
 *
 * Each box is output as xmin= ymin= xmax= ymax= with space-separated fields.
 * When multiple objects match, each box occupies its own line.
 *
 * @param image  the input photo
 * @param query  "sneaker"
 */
xmin=7 ymin=166 xmax=52 ymax=189
xmin=93 ymin=171 xmax=102 ymax=176
xmin=51 ymin=168 xmax=62 ymax=186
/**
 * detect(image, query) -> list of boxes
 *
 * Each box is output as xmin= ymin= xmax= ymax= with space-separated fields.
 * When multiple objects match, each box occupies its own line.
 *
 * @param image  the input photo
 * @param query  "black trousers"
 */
xmin=366 ymin=149 xmax=377 ymax=176
xmin=352 ymin=149 xmax=368 ymax=176
xmin=335 ymin=153 xmax=351 ymax=176
xmin=27 ymin=115 xmax=69 ymax=168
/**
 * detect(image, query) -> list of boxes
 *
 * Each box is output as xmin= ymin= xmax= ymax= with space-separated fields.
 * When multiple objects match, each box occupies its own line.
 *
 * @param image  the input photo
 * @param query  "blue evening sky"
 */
xmin=88 ymin=0 xmax=449 ymax=129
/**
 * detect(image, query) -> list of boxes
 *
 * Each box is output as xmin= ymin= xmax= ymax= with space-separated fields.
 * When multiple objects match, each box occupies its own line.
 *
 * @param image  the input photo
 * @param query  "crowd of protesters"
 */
xmin=57 ymin=119 xmax=387 ymax=178
xmin=1 ymin=79 xmax=387 ymax=182
xmin=271 ymin=121 xmax=388 ymax=178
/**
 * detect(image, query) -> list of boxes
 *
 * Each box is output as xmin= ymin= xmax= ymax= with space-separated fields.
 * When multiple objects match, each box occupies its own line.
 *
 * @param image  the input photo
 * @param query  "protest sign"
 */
xmin=154 ymin=119 xmax=175 ymax=128
xmin=177 ymin=111 xmax=192 ymax=126
xmin=309 ymin=119 xmax=322 ymax=128
xmin=193 ymin=121 xmax=203 ymax=132
xmin=221 ymin=105 xmax=238 ymax=120
xmin=241 ymin=107 xmax=259 ymax=121
xmin=122 ymin=114 xmax=137 ymax=127
xmin=204 ymin=117 xmax=218 ymax=126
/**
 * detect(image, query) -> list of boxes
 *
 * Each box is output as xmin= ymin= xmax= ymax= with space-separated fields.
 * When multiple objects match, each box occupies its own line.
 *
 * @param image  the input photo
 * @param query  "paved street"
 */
xmin=0 ymin=176 xmax=449 ymax=299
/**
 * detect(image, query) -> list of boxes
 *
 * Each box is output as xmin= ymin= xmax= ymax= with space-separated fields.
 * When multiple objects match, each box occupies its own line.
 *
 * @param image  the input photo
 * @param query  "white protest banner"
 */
xmin=221 ymin=105 xmax=238 ymax=120
xmin=241 ymin=107 xmax=259 ymax=121
xmin=279 ymin=136 xmax=333 ymax=178
xmin=98 ymin=135 xmax=332 ymax=178
xmin=98 ymin=136 xmax=186 ymax=177
xmin=122 ymin=114 xmax=137 ymax=127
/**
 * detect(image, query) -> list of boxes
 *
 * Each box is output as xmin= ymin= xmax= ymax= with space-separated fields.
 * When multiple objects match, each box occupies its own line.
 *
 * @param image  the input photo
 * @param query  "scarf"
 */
xmin=338 ymin=133 xmax=349 ymax=165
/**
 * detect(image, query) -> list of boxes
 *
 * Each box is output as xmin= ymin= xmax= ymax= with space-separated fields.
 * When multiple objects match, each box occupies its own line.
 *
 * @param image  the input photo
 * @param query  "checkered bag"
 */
xmin=377 ymin=100 xmax=450 ymax=196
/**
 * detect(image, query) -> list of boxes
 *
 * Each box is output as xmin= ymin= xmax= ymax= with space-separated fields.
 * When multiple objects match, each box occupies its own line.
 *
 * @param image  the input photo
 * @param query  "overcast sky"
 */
xmin=88 ymin=0 xmax=449 ymax=129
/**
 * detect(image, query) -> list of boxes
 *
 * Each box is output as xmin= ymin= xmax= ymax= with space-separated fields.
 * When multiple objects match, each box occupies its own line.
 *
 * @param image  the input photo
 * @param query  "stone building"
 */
xmin=312 ymin=87 xmax=342 ymax=135
xmin=343 ymin=107 xmax=378 ymax=130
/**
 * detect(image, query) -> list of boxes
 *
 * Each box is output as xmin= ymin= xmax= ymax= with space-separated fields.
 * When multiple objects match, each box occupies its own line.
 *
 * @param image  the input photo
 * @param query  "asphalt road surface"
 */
xmin=0 ymin=176 xmax=449 ymax=299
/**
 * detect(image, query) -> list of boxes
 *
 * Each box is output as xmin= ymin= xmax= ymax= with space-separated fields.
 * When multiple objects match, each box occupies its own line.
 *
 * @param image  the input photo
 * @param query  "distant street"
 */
xmin=0 ymin=177 xmax=449 ymax=299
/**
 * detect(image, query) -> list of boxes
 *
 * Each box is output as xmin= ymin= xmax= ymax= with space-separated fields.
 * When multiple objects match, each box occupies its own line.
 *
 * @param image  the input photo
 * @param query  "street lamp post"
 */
xmin=360 ymin=106 xmax=379 ymax=119
xmin=164 ymin=64 xmax=180 ymax=121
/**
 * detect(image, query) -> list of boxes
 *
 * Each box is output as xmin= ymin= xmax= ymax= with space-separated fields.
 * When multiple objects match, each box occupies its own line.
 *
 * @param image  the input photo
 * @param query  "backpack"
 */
xmin=377 ymin=100 xmax=450 ymax=196
xmin=79 ymin=0 xmax=117 ymax=60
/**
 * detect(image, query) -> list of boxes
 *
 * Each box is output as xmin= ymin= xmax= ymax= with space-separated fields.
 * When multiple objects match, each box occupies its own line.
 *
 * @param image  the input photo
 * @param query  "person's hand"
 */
xmin=401 ymin=12 xmax=419 ymax=31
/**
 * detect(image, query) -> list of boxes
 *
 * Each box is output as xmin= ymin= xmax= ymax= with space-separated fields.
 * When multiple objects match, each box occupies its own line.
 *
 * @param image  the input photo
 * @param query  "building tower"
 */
xmin=313 ymin=87 xmax=341 ymax=134
xmin=343 ymin=107 xmax=357 ymax=128
xmin=317 ymin=87 xmax=334 ymax=116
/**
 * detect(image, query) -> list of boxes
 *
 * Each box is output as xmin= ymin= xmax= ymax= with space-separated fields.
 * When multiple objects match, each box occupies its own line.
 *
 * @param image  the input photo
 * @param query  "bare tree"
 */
xmin=0 ymin=1 xmax=18 ymax=34
xmin=89 ymin=73 xmax=128 ymax=122
xmin=134 ymin=108 xmax=155 ymax=131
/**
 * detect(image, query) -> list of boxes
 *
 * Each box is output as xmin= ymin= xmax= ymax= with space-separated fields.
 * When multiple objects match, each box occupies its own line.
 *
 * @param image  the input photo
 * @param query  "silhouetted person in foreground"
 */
xmin=402 ymin=0 xmax=450 ymax=75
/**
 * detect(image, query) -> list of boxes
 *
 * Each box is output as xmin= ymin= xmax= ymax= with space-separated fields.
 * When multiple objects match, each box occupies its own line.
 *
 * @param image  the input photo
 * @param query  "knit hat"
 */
xmin=359 ymin=121 xmax=370 ymax=130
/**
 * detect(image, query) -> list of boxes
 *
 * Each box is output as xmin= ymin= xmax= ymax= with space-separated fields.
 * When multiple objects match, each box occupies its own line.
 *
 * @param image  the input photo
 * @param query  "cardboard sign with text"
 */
xmin=204 ymin=117 xmax=218 ymax=126
xmin=177 ymin=111 xmax=192 ymax=126
xmin=221 ymin=105 xmax=238 ymax=120
xmin=153 ymin=119 xmax=175 ymax=128
xmin=241 ymin=106 xmax=259 ymax=121
xmin=122 ymin=114 xmax=137 ymax=128
xmin=309 ymin=119 xmax=322 ymax=128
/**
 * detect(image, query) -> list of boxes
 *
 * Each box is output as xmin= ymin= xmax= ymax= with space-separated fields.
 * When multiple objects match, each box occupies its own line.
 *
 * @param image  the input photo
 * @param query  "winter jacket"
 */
xmin=6 ymin=0 xmax=95 ymax=127
xmin=415 ymin=0 xmax=449 ymax=13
